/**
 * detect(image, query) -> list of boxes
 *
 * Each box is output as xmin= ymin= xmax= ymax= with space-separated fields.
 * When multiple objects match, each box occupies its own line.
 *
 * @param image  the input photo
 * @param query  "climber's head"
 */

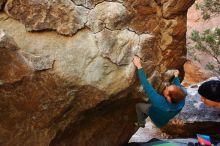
xmin=163 ymin=85 xmax=186 ymax=104
xmin=198 ymin=80 xmax=220 ymax=110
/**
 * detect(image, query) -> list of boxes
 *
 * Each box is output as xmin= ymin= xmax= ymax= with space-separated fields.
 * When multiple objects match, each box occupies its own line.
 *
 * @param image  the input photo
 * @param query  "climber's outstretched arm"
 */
xmin=133 ymin=56 xmax=166 ymax=106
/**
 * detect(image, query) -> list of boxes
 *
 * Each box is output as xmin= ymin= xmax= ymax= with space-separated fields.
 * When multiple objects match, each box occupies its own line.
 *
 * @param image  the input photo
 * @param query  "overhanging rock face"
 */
xmin=0 ymin=0 xmax=194 ymax=146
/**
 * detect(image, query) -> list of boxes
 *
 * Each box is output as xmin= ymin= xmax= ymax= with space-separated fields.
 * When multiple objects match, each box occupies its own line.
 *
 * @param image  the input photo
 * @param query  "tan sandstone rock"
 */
xmin=87 ymin=2 xmax=130 ymax=33
xmin=161 ymin=0 xmax=195 ymax=18
xmin=5 ymin=0 xmax=89 ymax=35
xmin=126 ymin=0 xmax=160 ymax=34
xmin=182 ymin=60 xmax=210 ymax=86
xmin=0 ymin=30 xmax=32 ymax=84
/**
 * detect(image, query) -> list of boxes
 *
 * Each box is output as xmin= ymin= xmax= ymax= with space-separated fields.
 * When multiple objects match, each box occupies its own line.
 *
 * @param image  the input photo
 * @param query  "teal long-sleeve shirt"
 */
xmin=137 ymin=68 xmax=186 ymax=128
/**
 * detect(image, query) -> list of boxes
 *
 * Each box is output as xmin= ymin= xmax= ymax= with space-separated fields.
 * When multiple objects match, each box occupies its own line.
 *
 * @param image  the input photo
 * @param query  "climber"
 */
xmin=198 ymin=80 xmax=220 ymax=110
xmin=133 ymin=56 xmax=187 ymax=128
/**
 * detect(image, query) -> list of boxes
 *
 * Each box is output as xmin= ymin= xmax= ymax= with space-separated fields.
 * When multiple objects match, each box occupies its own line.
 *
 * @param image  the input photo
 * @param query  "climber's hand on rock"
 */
xmin=133 ymin=56 xmax=142 ymax=69
xmin=174 ymin=70 xmax=180 ymax=77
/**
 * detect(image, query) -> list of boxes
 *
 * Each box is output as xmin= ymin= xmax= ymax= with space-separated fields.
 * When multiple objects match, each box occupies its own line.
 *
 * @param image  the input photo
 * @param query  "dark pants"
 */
xmin=136 ymin=103 xmax=151 ymax=125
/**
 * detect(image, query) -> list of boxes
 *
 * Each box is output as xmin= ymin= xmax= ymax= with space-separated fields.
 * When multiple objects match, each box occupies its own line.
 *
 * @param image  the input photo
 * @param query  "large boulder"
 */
xmin=0 ymin=0 xmax=194 ymax=145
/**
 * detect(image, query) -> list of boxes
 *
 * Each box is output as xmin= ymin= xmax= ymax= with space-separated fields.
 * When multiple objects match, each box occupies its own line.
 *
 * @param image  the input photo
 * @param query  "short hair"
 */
xmin=198 ymin=80 xmax=220 ymax=102
xmin=169 ymin=85 xmax=187 ymax=104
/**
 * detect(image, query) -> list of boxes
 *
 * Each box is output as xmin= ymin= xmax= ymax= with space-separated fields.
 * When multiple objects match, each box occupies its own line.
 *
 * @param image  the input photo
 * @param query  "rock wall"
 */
xmin=0 ymin=0 xmax=194 ymax=146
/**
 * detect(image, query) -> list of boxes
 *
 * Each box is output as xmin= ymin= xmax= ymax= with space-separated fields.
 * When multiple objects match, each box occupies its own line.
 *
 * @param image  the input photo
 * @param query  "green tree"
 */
xmin=189 ymin=0 xmax=220 ymax=75
xmin=190 ymin=28 xmax=220 ymax=74
xmin=195 ymin=0 xmax=220 ymax=20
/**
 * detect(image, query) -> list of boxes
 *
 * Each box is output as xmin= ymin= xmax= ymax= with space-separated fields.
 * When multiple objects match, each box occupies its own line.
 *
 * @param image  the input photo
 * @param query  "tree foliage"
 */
xmin=195 ymin=0 xmax=220 ymax=20
xmin=189 ymin=0 xmax=220 ymax=75
xmin=190 ymin=28 xmax=220 ymax=74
